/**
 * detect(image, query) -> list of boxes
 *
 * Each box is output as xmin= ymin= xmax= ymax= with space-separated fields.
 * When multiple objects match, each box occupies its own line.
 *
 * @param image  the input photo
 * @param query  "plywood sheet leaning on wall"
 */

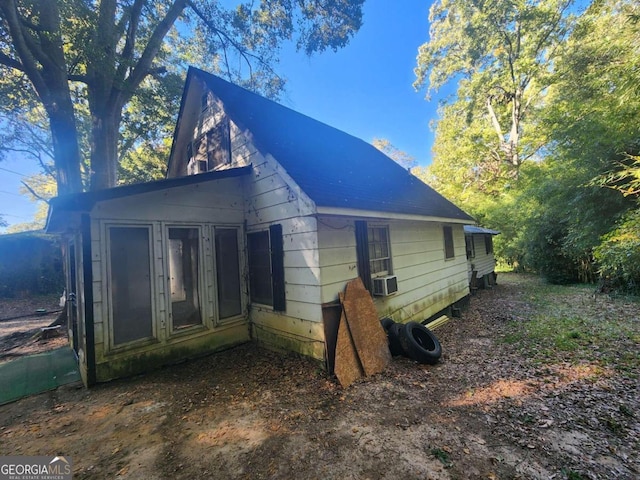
xmin=340 ymin=278 xmax=391 ymax=377
xmin=333 ymin=292 xmax=364 ymax=388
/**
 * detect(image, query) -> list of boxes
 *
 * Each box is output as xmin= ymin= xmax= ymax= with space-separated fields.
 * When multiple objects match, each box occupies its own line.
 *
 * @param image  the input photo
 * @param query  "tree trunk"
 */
xmin=89 ymin=105 xmax=121 ymax=191
xmin=45 ymin=95 xmax=84 ymax=195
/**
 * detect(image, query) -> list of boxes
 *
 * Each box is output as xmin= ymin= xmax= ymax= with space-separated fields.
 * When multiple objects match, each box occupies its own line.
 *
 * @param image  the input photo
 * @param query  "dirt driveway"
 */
xmin=1 ymin=274 xmax=638 ymax=479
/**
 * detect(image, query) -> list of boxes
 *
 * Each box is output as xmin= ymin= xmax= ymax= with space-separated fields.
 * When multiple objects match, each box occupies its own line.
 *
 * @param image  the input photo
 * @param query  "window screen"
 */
xmin=109 ymin=227 xmax=153 ymax=345
xmin=168 ymin=227 xmax=201 ymax=329
xmin=215 ymin=228 xmax=242 ymax=319
xmin=368 ymin=226 xmax=391 ymax=275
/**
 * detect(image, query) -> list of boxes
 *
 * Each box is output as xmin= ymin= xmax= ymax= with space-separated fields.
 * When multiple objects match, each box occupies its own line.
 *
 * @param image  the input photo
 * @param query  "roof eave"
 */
xmin=316 ymin=206 xmax=475 ymax=224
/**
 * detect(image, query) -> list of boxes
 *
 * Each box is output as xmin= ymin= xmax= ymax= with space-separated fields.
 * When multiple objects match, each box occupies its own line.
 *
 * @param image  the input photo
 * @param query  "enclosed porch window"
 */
xmin=168 ymin=227 xmax=202 ymax=330
xmin=108 ymin=226 xmax=154 ymax=345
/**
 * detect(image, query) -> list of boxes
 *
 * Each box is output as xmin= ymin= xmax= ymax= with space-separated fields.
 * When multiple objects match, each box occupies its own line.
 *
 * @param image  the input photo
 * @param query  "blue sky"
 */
xmin=0 ymin=0 xmax=441 ymax=231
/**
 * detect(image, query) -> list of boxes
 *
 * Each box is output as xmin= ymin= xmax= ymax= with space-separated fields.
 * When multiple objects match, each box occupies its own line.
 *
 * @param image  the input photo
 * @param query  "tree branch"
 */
xmin=120 ymin=0 xmax=187 ymax=108
xmin=0 ymin=50 xmax=24 ymax=70
xmin=114 ymin=0 xmax=145 ymax=86
xmin=21 ymin=180 xmax=50 ymax=203
xmin=186 ymin=0 xmax=282 ymax=86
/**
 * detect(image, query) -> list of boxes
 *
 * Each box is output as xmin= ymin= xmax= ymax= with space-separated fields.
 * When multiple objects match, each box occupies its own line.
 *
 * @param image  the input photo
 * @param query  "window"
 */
xmin=168 ymin=227 xmax=202 ymax=329
xmin=443 ymin=226 xmax=455 ymax=259
xmin=368 ymin=226 xmax=391 ymax=275
xmin=465 ymin=235 xmax=475 ymax=260
xmin=485 ymin=235 xmax=493 ymax=255
xmin=355 ymin=221 xmax=392 ymax=293
xmin=247 ymin=225 xmax=285 ymax=311
xmin=215 ymin=228 xmax=242 ymax=320
xmin=108 ymin=226 xmax=154 ymax=345
xmin=207 ymin=119 xmax=231 ymax=170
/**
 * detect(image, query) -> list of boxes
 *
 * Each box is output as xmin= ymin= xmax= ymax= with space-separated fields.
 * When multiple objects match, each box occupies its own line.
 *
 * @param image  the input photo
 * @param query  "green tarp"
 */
xmin=0 ymin=348 xmax=81 ymax=405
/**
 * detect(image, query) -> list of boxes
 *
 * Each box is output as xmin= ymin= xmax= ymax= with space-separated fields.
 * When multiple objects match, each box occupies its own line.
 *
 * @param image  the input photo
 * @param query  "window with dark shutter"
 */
xmin=247 ymin=225 xmax=286 ymax=311
xmin=465 ymin=235 xmax=475 ymax=259
xmin=270 ymin=224 xmax=286 ymax=312
xmin=355 ymin=220 xmax=373 ymax=293
xmin=443 ymin=226 xmax=455 ymax=259
xmin=485 ymin=235 xmax=493 ymax=254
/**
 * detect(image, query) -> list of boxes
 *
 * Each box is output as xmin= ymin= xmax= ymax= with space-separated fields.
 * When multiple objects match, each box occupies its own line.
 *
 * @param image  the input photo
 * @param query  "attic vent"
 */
xmin=372 ymin=275 xmax=398 ymax=296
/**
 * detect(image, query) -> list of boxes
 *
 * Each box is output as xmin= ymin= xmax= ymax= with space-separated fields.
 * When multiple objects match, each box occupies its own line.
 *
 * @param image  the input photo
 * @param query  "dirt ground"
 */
xmin=1 ymin=275 xmax=638 ymax=479
xmin=0 ymin=294 xmax=66 ymax=362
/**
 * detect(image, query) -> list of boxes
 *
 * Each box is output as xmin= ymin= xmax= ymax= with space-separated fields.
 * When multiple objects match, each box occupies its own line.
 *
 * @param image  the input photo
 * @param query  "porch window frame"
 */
xmin=164 ymin=223 xmax=207 ymax=336
xmin=104 ymin=222 xmax=158 ymax=352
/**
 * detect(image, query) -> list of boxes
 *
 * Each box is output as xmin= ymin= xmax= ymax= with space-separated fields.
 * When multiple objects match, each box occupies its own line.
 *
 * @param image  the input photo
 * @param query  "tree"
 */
xmin=372 ymin=138 xmax=416 ymax=170
xmin=0 ymin=0 xmax=365 ymax=194
xmin=418 ymin=0 xmax=640 ymax=286
xmin=415 ymin=0 xmax=576 ymax=177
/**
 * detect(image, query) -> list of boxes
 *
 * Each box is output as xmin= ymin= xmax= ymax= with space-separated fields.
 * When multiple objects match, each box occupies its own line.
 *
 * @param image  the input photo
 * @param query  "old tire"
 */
xmin=380 ymin=317 xmax=395 ymax=332
xmin=398 ymin=321 xmax=442 ymax=365
xmin=387 ymin=322 xmax=405 ymax=357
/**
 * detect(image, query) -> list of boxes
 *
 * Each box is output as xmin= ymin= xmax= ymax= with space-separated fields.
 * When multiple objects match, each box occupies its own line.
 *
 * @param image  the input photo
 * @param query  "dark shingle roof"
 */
xmin=189 ymin=68 xmax=473 ymax=222
xmin=464 ymin=226 xmax=500 ymax=235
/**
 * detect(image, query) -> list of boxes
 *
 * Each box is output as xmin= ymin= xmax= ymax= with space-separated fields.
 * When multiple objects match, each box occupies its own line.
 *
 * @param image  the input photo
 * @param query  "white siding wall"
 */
xmin=318 ymin=216 xmax=469 ymax=323
xmin=242 ymin=147 xmax=325 ymax=360
xmin=467 ymin=234 xmax=497 ymax=282
xmin=88 ymin=177 xmax=249 ymax=381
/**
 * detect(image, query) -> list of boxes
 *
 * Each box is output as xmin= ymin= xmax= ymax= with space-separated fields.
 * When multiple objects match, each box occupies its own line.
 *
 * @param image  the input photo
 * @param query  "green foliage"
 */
xmin=421 ymin=0 xmax=640 ymax=289
xmin=0 ymin=231 xmax=64 ymax=298
xmin=416 ymin=0 xmax=576 ymax=172
xmin=0 ymin=0 xmax=366 ymax=194
xmin=594 ymin=209 xmax=640 ymax=292
xmin=372 ymin=138 xmax=416 ymax=170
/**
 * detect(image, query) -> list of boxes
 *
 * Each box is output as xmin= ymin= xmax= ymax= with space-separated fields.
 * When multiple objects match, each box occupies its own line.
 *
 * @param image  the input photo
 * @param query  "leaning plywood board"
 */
xmin=334 ymin=293 xmax=364 ymax=387
xmin=341 ymin=278 xmax=391 ymax=376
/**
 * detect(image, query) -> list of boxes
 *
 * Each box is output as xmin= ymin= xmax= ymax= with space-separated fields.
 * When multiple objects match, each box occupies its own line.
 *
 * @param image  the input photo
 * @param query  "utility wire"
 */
xmin=0 ymin=166 xmax=28 ymax=177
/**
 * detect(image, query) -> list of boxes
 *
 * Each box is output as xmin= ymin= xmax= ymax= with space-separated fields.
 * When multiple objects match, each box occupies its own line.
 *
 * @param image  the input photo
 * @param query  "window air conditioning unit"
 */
xmin=372 ymin=275 xmax=398 ymax=296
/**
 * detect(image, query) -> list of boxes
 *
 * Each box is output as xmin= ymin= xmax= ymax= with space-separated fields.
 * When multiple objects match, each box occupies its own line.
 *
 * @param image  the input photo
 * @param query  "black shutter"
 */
xmin=270 ymin=224 xmax=286 ymax=312
xmin=355 ymin=220 xmax=372 ymax=293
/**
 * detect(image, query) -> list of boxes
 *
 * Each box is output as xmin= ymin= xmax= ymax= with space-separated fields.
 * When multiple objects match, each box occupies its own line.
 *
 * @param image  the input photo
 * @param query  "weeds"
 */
xmin=430 ymin=448 xmax=452 ymax=467
xmin=498 ymin=274 xmax=640 ymax=371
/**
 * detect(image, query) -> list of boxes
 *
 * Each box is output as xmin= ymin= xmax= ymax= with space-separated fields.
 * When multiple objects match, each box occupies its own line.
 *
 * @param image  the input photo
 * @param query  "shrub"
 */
xmin=0 ymin=231 xmax=64 ymax=298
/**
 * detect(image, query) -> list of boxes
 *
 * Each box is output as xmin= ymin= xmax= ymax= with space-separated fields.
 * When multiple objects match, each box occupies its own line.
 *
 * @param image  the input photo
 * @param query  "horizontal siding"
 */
xmin=92 ymin=177 xmax=245 ymax=224
xmin=467 ymin=234 xmax=496 ymax=280
xmin=317 ymin=216 xmax=469 ymax=319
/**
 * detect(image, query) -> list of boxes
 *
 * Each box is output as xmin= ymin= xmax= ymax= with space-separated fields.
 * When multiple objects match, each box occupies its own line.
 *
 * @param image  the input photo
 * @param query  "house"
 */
xmin=464 ymin=225 xmax=500 ymax=290
xmin=46 ymin=67 xmax=475 ymax=386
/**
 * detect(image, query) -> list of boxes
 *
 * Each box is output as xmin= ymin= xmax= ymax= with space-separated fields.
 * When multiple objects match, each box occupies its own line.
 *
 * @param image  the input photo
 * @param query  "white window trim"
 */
xmin=368 ymin=224 xmax=392 ymax=277
xmin=164 ymin=224 xmax=207 ymax=336
xmin=104 ymin=222 xmax=158 ymax=352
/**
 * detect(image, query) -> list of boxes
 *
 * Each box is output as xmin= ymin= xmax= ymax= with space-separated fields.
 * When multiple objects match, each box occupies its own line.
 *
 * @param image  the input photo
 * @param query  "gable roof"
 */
xmin=169 ymin=67 xmax=474 ymax=222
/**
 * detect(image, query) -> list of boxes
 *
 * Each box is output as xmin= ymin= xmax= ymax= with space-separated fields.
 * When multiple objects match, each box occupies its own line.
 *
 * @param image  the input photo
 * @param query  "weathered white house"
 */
xmin=464 ymin=225 xmax=500 ymax=289
xmin=46 ymin=68 xmax=475 ymax=385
